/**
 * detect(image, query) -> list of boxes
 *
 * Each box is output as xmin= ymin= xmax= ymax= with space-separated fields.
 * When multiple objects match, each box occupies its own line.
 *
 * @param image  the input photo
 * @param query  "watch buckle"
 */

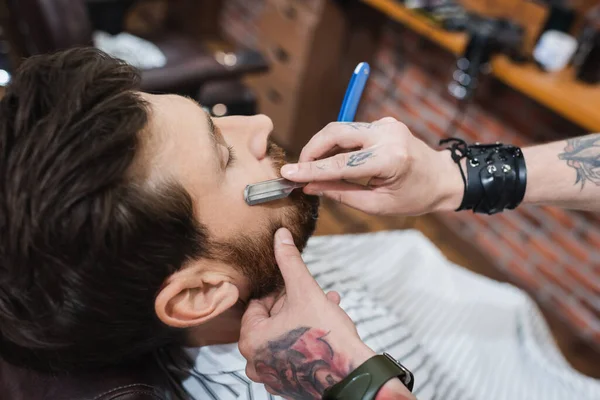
xmin=383 ymin=352 xmax=414 ymax=391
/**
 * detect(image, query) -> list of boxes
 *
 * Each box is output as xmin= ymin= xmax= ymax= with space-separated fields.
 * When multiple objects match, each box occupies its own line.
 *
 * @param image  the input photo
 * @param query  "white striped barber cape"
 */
xmin=183 ymin=230 xmax=600 ymax=400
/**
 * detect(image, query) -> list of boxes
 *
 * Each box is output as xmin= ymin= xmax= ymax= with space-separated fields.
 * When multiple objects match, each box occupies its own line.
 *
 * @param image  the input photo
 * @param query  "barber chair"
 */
xmin=3 ymin=0 xmax=268 ymax=111
xmin=0 ymin=355 xmax=174 ymax=400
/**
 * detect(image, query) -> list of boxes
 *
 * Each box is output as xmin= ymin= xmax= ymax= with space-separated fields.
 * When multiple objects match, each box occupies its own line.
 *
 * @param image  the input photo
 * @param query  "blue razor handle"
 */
xmin=243 ymin=62 xmax=371 ymax=206
xmin=337 ymin=62 xmax=371 ymax=122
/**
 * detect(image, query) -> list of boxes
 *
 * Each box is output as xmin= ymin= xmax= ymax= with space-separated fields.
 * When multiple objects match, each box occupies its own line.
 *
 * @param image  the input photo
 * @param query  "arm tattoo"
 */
xmin=347 ymin=151 xmax=374 ymax=167
xmin=253 ymin=327 xmax=353 ymax=399
xmin=558 ymin=134 xmax=600 ymax=188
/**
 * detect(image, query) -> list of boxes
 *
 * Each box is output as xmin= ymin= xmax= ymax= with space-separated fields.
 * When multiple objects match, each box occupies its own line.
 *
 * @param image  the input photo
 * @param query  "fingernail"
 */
xmin=276 ymin=228 xmax=295 ymax=245
xmin=281 ymin=164 xmax=298 ymax=177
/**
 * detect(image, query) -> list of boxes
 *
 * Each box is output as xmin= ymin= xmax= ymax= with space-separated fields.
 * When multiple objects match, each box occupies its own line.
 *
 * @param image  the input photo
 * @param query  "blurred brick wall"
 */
xmin=222 ymin=2 xmax=600 ymax=347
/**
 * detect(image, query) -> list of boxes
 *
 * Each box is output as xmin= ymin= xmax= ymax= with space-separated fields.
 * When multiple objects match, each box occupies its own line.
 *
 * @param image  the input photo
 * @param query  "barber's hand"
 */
xmin=281 ymin=118 xmax=463 ymax=216
xmin=238 ymin=228 xmax=375 ymax=399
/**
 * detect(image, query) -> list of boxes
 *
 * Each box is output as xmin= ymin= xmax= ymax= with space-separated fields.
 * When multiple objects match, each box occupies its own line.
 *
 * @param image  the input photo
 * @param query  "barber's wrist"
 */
xmin=521 ymin=144 xmax=562 ymax=206
xmin=340 ymin=346 xmax=416 ymax=400
xmin=521 ymin=147 xmax=541 ymax=205
xmin=432 ymin=150 xmax=465 ymax=213
xmin=377 ymin=379 xmax=417 ymax=400
xmin=348 ymin=344 xmax=377 ymax=372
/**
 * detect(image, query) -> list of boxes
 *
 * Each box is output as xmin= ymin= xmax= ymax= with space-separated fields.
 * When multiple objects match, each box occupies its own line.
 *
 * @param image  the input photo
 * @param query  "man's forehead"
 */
xmin=139 ymin=93 xmax=212 ymax=145
xmin=130 ymin=93 xmax=216 ymax=181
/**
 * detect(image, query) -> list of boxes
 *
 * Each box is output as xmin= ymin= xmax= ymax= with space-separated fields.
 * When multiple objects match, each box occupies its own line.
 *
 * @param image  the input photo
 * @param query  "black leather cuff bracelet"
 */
xmin=439 ymin=138 xmax=527 ymax=215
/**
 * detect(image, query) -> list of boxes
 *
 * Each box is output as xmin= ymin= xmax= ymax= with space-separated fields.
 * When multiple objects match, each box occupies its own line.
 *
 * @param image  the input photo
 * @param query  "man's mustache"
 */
xmin=267 ymin=137 xmax=287 ymax=176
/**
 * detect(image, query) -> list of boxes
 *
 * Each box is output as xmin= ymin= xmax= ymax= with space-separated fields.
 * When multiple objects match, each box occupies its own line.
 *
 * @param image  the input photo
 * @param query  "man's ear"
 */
xmin=154 ymin=263 xmax=240 ymax=328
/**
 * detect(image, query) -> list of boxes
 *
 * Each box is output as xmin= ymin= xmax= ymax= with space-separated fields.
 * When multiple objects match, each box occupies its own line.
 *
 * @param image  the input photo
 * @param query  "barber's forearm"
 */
xmin=333 ymin=348 xmax=417 ymax=400
xmin=435 ymin=134 xmax=600 ymax=213
xmin=523 ymin=133 xmax=600 ymax=211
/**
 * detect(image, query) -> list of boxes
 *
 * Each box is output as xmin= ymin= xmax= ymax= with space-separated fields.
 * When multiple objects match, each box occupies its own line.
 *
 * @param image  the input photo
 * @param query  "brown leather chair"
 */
xmin=0 ymin=355 xmax=176 ymax=400
xmin=4 ymin=0 xmax=268 ymax=94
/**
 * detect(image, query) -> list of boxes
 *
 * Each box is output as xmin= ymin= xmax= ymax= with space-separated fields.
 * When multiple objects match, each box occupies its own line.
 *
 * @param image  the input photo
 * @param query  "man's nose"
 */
xmin=248 ymin=114 xmax=274 ymax=160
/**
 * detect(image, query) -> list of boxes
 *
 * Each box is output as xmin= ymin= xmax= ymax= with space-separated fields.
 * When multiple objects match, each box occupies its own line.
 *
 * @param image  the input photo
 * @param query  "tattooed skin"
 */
xmin=558 ymin=134 xmax=600 ymax=188
xmin=253 ymin=327 xmax=353 ymax=399
xmin=347 ymin=151 xmax=374 ymax=167
xmin=346 ymin=122 xmax=375 ymax=130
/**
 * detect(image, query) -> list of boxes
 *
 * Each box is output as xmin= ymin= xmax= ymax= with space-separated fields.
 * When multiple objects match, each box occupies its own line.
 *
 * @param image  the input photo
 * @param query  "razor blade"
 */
xmin=244 ymin=62 xmax=371 ymax=206
xmin=244 ymin=178 xmax=306 ymax=206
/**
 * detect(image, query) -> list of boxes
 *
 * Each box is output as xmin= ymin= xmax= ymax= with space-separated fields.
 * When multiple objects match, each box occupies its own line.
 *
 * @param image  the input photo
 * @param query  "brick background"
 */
xmin=222 ymin=1 xmax=600 ymax=348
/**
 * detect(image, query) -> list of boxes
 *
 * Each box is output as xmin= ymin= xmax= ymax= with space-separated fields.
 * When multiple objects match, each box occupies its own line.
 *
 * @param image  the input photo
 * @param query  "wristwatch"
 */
xmin=322 ymin=353 xmax=414 ymax=400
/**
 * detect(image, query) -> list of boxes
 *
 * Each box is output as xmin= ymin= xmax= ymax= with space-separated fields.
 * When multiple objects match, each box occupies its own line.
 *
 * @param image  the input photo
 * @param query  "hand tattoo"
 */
xmin=558 ymin=134 xmax=600 ymax=188
xmin=347 ymin=151 xmax=374 ymax=167
xmin=253 ymin=327 xmax=353 ymax=399
xmin=346 ymin=122 xmax=374 ymax=130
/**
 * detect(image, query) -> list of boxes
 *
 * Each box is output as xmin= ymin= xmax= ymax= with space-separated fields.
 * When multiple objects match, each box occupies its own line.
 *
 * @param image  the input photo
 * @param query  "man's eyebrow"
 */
xmin=185 ymin=96 xmax=219 ymax=149
xmin=187 ymin=97 xmax=226 ymax=173
xmin=203 ymin=110 xmax=221 ymax=162
xmin=206 ymin=110 xmax=216 ymax=139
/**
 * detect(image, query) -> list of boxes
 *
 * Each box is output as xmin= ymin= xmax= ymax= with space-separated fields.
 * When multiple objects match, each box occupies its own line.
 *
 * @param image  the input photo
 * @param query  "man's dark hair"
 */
xmin=0 ymin=48 xmax=207 ymax=372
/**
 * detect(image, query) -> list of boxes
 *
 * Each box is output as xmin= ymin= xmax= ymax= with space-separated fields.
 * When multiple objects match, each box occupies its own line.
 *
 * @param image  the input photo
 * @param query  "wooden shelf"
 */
xmin=363 ymin=0 xmax=600 ymax=133
xmin=363 ymin=0 xmax=467 ymax=54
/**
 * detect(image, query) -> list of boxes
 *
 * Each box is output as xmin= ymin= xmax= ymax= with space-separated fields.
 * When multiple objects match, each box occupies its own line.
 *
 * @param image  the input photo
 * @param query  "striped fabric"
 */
xmin=183 ymin=230 xmax=600 ymax=399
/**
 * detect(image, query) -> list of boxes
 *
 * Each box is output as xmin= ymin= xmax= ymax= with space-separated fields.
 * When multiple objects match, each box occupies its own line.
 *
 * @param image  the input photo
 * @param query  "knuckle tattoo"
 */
xmin=346 ymin=150 xmax=375 ymax=167
xmin=315 ymin=162 xmax=327 ymax=171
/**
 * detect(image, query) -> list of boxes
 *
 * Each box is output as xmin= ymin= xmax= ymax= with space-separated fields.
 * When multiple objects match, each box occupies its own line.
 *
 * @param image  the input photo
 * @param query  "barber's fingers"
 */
xmin=298 ymin=118 xmax=399 ymax=163
xmin=264 ymin=385 xmax=282 ymax=397
xmin=326 ymin=291 xmax=341 ymax=306
xmin=274 ymin=228 xmax=324 ymax=302
xmin=245 ymin=364 xmax=260 ymax=383
xmin=298 ymin=123 xmax=368 ymax=163
xmin=282 ymin=147 xmax=384 ymax=183
xmin=239 ymin=298 xmax=275 ymax=368
xmin=269 ymin=292 xmax=287 ymax=316
xmin=304 ymin=181 xmax=385 ymax=215
xmin=240 ymin=297 xmax=273 ymax=330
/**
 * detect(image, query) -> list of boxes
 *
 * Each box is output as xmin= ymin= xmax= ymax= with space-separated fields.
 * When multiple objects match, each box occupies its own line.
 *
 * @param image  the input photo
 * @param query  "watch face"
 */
xmin=383 ymin=353 xmax=415 ymax=391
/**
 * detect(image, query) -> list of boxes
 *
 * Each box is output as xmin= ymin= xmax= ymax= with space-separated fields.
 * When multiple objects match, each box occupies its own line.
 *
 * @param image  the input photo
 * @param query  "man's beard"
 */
xmin=211 ymin=140 xmax=319 ymax=299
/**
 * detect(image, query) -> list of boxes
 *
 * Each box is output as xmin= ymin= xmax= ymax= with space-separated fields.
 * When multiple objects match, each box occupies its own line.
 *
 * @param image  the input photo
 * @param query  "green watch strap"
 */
xmin=322 ymin=353 xmax=414 ymax=400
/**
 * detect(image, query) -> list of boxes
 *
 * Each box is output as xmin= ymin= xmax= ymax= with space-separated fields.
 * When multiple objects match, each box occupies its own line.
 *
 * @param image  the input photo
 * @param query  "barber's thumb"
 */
xmin=274 ymin=228 xmax=302 ymax=273
xmin=274 ymin=228 xmax=320 ymax=294
xmin=240 ymin=299 xmax=269 ymax=330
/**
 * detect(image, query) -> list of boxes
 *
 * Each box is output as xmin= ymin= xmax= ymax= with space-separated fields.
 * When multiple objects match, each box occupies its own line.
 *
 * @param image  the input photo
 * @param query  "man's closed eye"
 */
xmin=226 ymin=145 xmax=236 ymax=168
